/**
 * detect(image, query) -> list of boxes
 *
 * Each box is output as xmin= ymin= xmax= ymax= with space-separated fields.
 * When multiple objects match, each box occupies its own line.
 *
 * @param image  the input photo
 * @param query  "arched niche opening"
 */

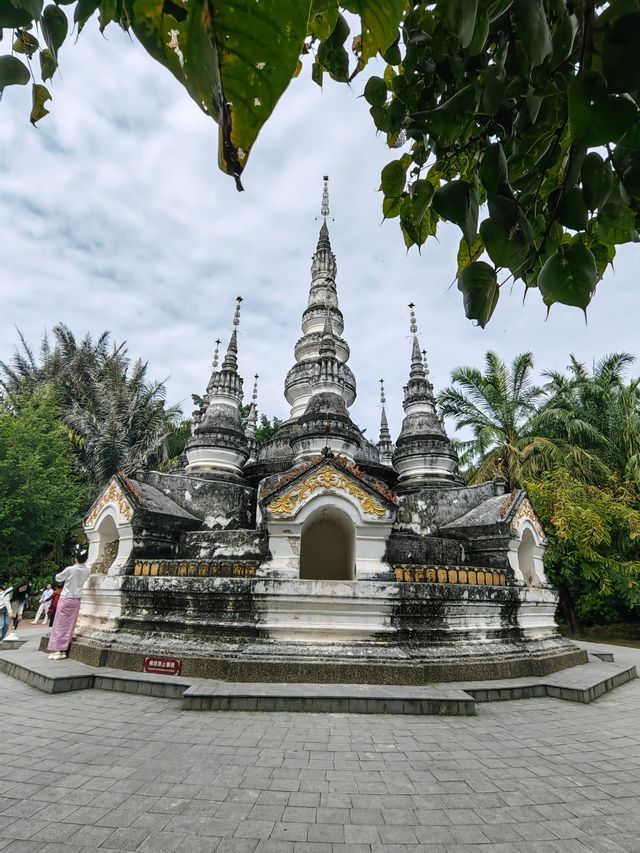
xmin=517 ymin=527 xmax=538 ymax=586
xmin=93 ymin=514 xmax=120 ymax=575
xmin=300 ymin=506 xmax=355 ymax=581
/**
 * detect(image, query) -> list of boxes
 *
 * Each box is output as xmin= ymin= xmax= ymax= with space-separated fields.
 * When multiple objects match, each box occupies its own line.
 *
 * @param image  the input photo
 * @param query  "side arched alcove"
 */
xmin=508 ymin=517 xmax=548 ymax=588
xmin=86 ymin=506 xmax=134 ymax=577
xmin=78 ymin=503 xmax=134 ymax=634
xmin=506 ymin=510 xmax=555 ymax=640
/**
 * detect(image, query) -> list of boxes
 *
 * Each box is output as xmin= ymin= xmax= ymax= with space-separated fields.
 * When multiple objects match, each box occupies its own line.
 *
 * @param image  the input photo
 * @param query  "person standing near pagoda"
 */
xmin=47 ymin=546 xmax=91 ymax=660
xmin=31 ymin=584 xmax=54 ymax=624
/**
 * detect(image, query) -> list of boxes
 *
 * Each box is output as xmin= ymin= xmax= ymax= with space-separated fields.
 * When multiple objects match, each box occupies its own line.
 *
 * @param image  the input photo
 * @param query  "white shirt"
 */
xmin=0 ymin=589 xmax=12 ymax=617
xmin=55 ymin=564 xmax=91 ymax=599
xmin=39 ymin=589 xmax=53 ymax=603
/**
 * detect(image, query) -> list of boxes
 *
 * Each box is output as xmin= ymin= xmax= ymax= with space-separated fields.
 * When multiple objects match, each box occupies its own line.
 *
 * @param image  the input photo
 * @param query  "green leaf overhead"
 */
xmin=568 ymin=72 xmax=637 ymax=147
xmin=128 ymin=0 xmax=311 ymax=189
xmin=433 ymin=180 xmax=479 ymax=245
xmin=581 ymin=153 xmax=613 ymax=211
xmin=30 ymin=83 xmax=51 ymax=125
xmin=1 ymin=0 xmax=640 ymax=325
xmin=538 ymin=243 xmax=597 ymax=312
xmin=39 ymin=49 xmax=56 ymax=82
xmin=511 ymin=0 xmax=552 ymax=69
xmin=41 ymin=3 xmax=68 ymax=61
xmin=602 ymin=12 xmax=640 ymax=94
xmin=457 ymin=261 xmax=499 ymax=328
xmin=351 ymin=0 xmax=404 ymax=73
xmin=436 ymin=0 xmax=478 ymax=49
xmin=317 ymin=12 xmax=350 ymax=81
xmin=0 ymin=55 xmax=30 ymax=97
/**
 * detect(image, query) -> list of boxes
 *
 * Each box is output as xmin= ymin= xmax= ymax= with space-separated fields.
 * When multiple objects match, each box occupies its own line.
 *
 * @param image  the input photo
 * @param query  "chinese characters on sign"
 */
xmin=142 ymin=656 xmax=182 ymax=676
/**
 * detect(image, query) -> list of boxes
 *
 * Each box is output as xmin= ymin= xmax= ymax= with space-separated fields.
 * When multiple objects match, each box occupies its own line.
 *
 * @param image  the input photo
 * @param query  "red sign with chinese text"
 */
xmin=142 ymin=656 xmax=182 ymax=676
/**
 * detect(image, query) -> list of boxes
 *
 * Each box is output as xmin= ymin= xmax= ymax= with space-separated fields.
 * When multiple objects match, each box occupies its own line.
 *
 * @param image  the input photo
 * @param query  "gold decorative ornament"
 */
xmin=86 ymin=479 xmax=134 ymax=525
xmin=267 ymin=464 xmax=387 ymax=517
xmin=133 ymin=560 xmax=257 ymax=578
xmin=510 ymin=498 xmax=546 ymax=542
xmin=392 ymin=565 xmax=506 ymax=586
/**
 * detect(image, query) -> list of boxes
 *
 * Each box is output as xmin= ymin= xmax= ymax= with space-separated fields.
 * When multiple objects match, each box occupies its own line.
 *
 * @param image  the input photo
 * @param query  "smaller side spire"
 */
xmin=392 ymin=302 xmax=460 ymax=489
xmin=311 ymin=297 xmax=344 ymax=396
xmin=185 ymin=296 xmax=248 ymax=479
xmin=245 ymin=374 xmax=259 ymax=463
xmin=378 ymin=378 xmax=393 ymax=465
xmin=379 ymin=379 xmax=391 ymax=443
xmin=319 ymin=302 xmax=336 ymax=358
xmin=422 ymin=348 xmax=430 ymax=379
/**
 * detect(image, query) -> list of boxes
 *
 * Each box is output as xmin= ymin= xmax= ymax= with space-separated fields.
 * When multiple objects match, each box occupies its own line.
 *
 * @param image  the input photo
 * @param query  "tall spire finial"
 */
xmin=212 ymin=338 xmax=221 ymax=371
xmin=409 ymin=302 xmax=418 ymax=335
xmin=321 ymin=175 xmax=330 ymax=220
xmin=222 ymin=296 xmax=242 ymax=371
xmin=232 ymin=296 xmax=242 ymax=329
xmin=252 ymin=373 xmax=258 ymax=406
xmin=380 ymin=378 xmax=386 ymax=407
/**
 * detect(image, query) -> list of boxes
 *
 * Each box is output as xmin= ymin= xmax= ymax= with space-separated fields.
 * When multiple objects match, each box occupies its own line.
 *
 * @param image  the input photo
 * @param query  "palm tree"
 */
xmin=541 ymin=353 xmax=640 ymax=484
xmin=0 ymin=323 xmax=114 ymax=410
xmin=438 ymin=351 xmax=606 ymax=489
xmin=1 ymin=326 xmax=182 ymax=492
xmin=64 ymin=355 xmax=182 ymax=489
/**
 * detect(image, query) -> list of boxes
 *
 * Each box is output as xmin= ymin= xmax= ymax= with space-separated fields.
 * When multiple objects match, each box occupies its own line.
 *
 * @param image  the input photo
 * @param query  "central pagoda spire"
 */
xmin=284 ymin=176 xmax=356 ymax=419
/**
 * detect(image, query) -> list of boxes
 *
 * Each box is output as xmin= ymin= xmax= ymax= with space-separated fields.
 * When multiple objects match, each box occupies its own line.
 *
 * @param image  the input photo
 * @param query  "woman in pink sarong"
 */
xmin=47 ymin=546 xmax=91 ymax=660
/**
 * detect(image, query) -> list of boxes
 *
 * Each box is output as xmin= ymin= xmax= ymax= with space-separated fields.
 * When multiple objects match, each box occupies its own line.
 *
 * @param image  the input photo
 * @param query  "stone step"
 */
xmin=180 ymin=681 xmax=476 ymax=715
xmin=591 ymin=651 xmax=615 ymax=662
xmin=0 ymin=638 xmax=27 ymax=650
xmin=454 ymin=659 xmax=637 ymax=704
xmin=0 ymin=648 xmax=95 ymax=694
xmin=1 ymin=639 xmax=636 ymax=711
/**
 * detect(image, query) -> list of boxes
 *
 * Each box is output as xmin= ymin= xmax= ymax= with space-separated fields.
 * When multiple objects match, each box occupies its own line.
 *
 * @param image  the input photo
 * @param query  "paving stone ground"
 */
xmin=1 ymin=643 xmax=639 ymax=853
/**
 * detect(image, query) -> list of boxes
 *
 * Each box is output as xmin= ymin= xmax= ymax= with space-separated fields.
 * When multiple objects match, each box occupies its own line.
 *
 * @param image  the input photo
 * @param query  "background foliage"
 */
xmin=0 ymin=390 xmax=86 ymax=588
xmin=440 ymin=348 xmax=640 ymax=633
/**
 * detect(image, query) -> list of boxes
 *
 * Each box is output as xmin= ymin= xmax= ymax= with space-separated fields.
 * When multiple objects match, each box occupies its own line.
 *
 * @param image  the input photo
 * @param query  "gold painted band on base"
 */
xmin=133 ymin=561 xmax=257 ymax=579
xmin=394 ymin=566 xmax=507 ymax=586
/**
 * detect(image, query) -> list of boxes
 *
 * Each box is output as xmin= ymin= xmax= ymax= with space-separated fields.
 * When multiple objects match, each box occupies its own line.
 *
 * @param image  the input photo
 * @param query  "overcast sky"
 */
xmin=1 ymin=22 xmax=638 ymax=443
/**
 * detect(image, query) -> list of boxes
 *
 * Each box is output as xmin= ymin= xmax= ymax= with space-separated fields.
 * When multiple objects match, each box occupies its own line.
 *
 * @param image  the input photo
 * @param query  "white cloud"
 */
xmin=1 ymin=21 xmax=638 ymax=445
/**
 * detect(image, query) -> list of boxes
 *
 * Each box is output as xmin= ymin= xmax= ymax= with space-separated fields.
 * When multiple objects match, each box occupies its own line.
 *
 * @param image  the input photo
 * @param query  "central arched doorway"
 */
xmin=300 ymin=506 xmax=355 ymax=581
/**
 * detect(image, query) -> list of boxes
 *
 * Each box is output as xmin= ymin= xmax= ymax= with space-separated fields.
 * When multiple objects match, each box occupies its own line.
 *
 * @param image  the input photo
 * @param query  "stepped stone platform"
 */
xmin=0 ymin=631 xmax=635 ymax=715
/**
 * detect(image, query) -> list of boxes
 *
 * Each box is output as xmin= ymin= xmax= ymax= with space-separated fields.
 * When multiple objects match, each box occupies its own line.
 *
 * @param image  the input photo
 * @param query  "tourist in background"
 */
xmin=0 ymin=582 xmax=31 ymax=640
xmin=0 ymin=586 xmax=12 ymax=641
xmin=47 ymin=546 xmax=91 ymax=660
xmin=31 ymin=584 xmax=54 ymax=624
xmin=48 ymin=584 xmax=63 ymax=627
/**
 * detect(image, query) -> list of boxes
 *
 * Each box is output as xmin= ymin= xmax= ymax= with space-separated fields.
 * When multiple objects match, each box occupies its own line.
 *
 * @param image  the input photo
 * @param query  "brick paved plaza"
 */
xmin=1 ymin=647 xmax=639 ymax=853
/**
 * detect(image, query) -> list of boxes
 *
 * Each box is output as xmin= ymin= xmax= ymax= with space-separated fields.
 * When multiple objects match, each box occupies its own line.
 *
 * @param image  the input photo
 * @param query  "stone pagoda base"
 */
xmin=71 ymin=576 xmax=586 ymax=684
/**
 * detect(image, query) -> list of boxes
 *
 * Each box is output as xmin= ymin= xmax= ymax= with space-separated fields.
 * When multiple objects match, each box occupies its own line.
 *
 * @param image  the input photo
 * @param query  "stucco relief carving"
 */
xmin=510 ymin=498 xmax=546 ymax=543
xmin=267 ymin=464 xmax=387 ymax=518
xmin=86 ymin=480 xmax=134 ymax=526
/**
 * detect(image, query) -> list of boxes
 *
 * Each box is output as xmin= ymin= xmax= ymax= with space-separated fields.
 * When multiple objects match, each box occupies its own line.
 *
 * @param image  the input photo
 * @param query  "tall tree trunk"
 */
xmin=558 ymin=581 xmax=584 ymax=638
